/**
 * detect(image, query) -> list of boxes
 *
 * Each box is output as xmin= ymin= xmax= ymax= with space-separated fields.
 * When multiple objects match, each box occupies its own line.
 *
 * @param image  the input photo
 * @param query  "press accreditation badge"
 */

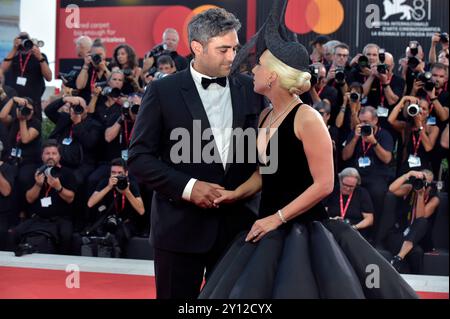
xmin=62 ymin=137 xmax=73 ymax=145
xmin=11 ymin=148 xmax=22 ymax=158
xmin=41 ymin=197 xmax=52 ymax=208
xmin=376 ymin=106 xmax=389 ymax=118
xmin=408 ymin=155 xmax=421 ymax=168
xmin=403 ymin=226 xmax=410 ymax=237
xmin=121 ymin=150 xmax=129 ymax=161
xmin=427 ymin=116 xmax=436 ymax=126
xmin=16 ymin=77 xmax=27 ymax=86
xmin=358 ymin=157 xmax=371 ymax=168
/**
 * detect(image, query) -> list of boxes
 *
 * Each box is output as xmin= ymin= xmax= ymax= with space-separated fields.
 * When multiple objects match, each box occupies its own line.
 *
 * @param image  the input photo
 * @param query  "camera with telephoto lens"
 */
xmin=18 ymin=105 xmax=32 ymax=117
xmin=309 ymin=65 xmax=320 ymax=86
xmin=360 ymin=124 xmax=373 ymax=137
xmin=70 ymin=103 xmax=84 ymax=115
xmin=407 ymin=41 xmax=420 ymax=69
xmin=148 ymin=44 xmax=171 ymax=60
xmin=440 ymin=32 xmax=449 ymax=44
xmin=96 ymin=81 xmax=122 ymax=99
xmin=335 ymin=68 xmax=346 ymax=83
xmin=37 ymin=164 xmax=61 ymax=178
xmin=130 ymin=103 xmax=140 ymax=115
xmin=59 ymin=70 xmax=79 ymax=85
xmin=357 ymin=55 xmax=370 ymax=70
xmin=115 ymin=175 xmax=128 ymax=191
xmin=407 ymin=176 xmax=430 ymax=191
xmin=377 ymin=64 xmax=388 ymax=74
xmin=350 ymin=92 xmax=360 ymax=102
xmin=416 ymin=72 xmax=436 ymax=91
xmin=19 ymin=35 xmax=44 ymax=51
xmin=406 ymin=103 xmax=421 ymax=118
xmin=91 ymin=54 xmax=103 ymax=66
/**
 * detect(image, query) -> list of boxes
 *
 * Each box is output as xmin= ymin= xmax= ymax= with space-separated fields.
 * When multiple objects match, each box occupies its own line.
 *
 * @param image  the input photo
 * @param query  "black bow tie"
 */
xmin=201 ymin=77 xmax=227 ymax=89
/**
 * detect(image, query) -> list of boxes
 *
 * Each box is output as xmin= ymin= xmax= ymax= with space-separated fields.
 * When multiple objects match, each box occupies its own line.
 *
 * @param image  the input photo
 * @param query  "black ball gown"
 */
xmin=199 ymin=104 xmax=417 ymax=299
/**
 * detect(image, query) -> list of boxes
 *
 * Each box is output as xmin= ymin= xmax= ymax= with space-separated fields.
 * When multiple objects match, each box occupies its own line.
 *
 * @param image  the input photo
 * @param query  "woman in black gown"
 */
xmin=198 ymin=0 xmax=418 ymax=299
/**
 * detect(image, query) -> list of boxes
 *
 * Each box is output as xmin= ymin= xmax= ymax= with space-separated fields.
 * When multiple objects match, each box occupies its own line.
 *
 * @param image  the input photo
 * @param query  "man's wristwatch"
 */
xmin=57 ymin=186 xmax=64 ymax=193
xmin=39 ymin=57 xmax=46 ymax=63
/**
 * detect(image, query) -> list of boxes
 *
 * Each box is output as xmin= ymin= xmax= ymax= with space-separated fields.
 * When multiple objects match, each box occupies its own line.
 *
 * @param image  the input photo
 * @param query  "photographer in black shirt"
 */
xmin=0 ymin=140 xmax=17 ymax=249
xmin=0 ymin=68 xmax=17 ymax=109
xmin=1 ymin=32 xmax=52 ymax=119
xmin=11 ymin=140 xmax=77 ymax=254
xmin=87 ymin=158 xmax=145 ymax=256
xmin=44 ymin=96 xmax=102 ymax=186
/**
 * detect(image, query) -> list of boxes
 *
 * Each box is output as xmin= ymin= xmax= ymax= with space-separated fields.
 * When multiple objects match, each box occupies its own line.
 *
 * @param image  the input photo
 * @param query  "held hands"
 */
xmin=213 ymin=189 xmax=239 ymax=206
xmin=245 ymin=214 xmax=283 ymax=243
xmin=190 ymin=181 xmax=224 ymax=209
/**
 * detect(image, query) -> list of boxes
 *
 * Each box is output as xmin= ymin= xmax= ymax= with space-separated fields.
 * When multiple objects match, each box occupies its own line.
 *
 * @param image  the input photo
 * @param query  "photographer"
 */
xmin=87 ymin=158 xmax=145 ymax=256
xmin=309 ymin=35 xmax=331 ymax=64
xmin=342 ymin=106 xmax=394 ymax=238
xmin=378 ymin=170 xmax=440 ymax=273
xmin=44 ymin=96 xmax=102 ymax=186
xmin=110 ymin=44 xmax=143 ymax=95
xmin=400 ymin=41 xmax=426 ymax=95
xmin=325 ymin=168 xmax=374 ymax=241
xmin=75 ymin=40 xmax=111 ymax=104
xmin=388 ymin=96 xmax=439 ymax=174
xmin=347 ymin=43 xmax=380 ymax=85
xmin=309 ymin=63 xmax=338 ymax=109
xmin=87 ymin=70 xmax=124 ymax=117
xmin=1 ymin=32 xmax=52 ymax=119
xmin=336 ymin=82 xmax=364 ymax=136
xmin=362 ymin=52 xmax=404 ymax=135
xmin=0 ymin=68 xmax=17 ymax=109
xmin=0 ymin=97 xmax=41 ymax=196
xmin=429 ymin=32 xmax=449 ymax=65
xmin=143 ymin=55 xmax=177 ymax=86
xmin=0 ymin=140 xmax=17 ymax=250
xmin=11 ymin=140 xmax=77 ymax=255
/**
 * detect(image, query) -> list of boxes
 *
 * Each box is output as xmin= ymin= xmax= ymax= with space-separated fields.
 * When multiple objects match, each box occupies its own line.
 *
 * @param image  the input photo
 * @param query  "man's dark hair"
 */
xmin=188 ymin=8 xmax=241 ymax=52
xmin=349 ymin=82 xmax=363 ymax=93
xmin=42 ymin=139 xmax=61 ymax=154
xmin=111 ymin=158 xmax=127 ymax=171
xmin=431 ymin=62 xmax=448 ymax=75
xmin=157 ymin=55 xmax=175 ymax=68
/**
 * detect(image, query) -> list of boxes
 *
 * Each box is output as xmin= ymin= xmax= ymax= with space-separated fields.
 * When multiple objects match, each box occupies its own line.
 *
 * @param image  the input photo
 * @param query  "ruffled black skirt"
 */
xmin=199 ymin=220 xmax=418 ymax=299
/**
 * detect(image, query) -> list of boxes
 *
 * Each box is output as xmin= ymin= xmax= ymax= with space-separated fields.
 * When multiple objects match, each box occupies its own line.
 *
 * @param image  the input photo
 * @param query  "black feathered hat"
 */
xmin=232 ymin=0 xmax=310 ymax=74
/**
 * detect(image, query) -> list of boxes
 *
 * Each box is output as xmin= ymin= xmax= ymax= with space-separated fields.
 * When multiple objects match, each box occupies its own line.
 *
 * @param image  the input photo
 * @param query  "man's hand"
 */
xmin=190 ymin=181 xmax=224 ymax=209
xmin=326 ymin=66 xmax=336 ymax=82
xmin=31 ymin=45 xmax=43 ymax=60
xmin=47 ymin=175 xmax=62 ymax=191
xmin=431 ymin=33 xmax=441 ymax=45
xmin=363 ymin=130 xmax=377 ymax=145
xmin=13 ymin=37 xmax=21 ymax=51
xmin=34 ymin=171 xmax=45 ymax=187
xmin=355 ymin=123 xmax=363 ymax=137
xmin=108 ymin=176 xmax=118 ymax=190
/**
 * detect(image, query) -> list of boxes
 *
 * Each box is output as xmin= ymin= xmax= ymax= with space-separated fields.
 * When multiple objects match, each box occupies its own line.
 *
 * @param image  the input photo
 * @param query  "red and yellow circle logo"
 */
xmin=285 ymin=0 xmax=344 ymax=35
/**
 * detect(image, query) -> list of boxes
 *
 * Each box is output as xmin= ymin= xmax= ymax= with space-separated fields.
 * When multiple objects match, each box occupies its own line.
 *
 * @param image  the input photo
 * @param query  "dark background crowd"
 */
xmin=0 ymin=29 xmax=448 ymax=275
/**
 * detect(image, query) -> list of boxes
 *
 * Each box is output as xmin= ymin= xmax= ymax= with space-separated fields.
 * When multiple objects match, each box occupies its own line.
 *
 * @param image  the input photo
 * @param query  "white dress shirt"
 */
xmin=182 ymin=61 xmax=233 ymax=201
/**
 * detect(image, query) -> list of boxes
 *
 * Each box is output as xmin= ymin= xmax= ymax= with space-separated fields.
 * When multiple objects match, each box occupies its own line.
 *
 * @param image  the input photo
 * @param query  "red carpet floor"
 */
xmin=0 ymin=266 xmax=447 ymax=299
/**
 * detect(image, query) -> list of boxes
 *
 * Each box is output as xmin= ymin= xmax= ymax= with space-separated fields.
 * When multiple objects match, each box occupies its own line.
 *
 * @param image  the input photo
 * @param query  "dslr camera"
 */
xmin=309 ymin=65 xmax=320 ymax=86
xmin=70 ymin=103 xmax=84 ymax=115
xmin=96 ymin=81 xmax=122 ymax=99
xmin=407 ymin=41 xmax=421 ymax=69
xmin=90 ymin=54 xmax=103 ymax=66
xmin=18 ymin=34 xmax=44 ymax=52
xmin=335 ymin=68 xmax=346 ymax=83
xmin=406 ymin=103 xmax=421 ymax=118
xmin=122 ymin=101 xmax=140 ymax=117
xmin=115 ymin=175 xmax=128 ymax=191
xmin=377 ymin=49 xmax=388 ymax=74
xmin=147 ymin=44 xmax=171 ymax=60
xmin=37 ymin=164 xmax=61 ymax=178
xmin=416 ymin=72 xmax=436 ymax=91
xmin=406 ymin=176 xmax=436 ymax=192
xmin=440 ymin=32 xmax=449 ymax=44
xmin=357 ymin=55 xmax=370 ymax=71
xmin=350 ymin=92 xmax=361 ymax=103
xmin=360 ymin=124 xmax=373 ymax=137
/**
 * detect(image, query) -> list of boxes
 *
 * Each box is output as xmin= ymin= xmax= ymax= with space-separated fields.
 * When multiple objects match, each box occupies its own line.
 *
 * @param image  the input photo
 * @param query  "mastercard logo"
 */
xmin=285 ymin=0 xmax=345 ymax=35
xmin=152 ymin=5 xmax=219 ymax=56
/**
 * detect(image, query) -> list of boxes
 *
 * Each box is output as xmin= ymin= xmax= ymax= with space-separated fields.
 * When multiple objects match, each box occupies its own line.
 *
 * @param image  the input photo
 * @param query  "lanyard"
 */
xmin=90 ymin=69 xmax=98 ymax=93
xmin=361 ymin=128 xmax=379 ymax=156
xmin=317 ymin=85 xmax=325 ymax=97
xmin=123 ymin=120 xmax=135 ymax=147
xmin=113 ymin=190 xmax=126 ymax=213
xmin=340 ymin=192 xmax=354 ymax=219
xmin=19 ymin=52 xmax=32 ymax=77
xmin=45 ymin=184 xmax=52 ymax=197
xmin=379 ymin=82 xmax=385 ymax=106
xmin=411 ymin=130 xmax=422 ymax=156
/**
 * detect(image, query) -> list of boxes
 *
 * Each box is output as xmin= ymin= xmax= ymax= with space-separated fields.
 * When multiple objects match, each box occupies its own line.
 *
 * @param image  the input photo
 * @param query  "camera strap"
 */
xmin=361 ymin=128 xmax=379 ymax=156
xmin=340 ymin=191 xmax=354 ymax=219
xmin=19 ymin=52 xmax=32 ymax=77
xmin=90 ymin=70 xmax=97 ymax=94
xmin=113 ymin=190 xmax=125 ymax=213
xmin=411 ymin=130 xmax=422 ymax=156
xmin=123 ymin=120 xmax=135 ymax=148
xmin=379 ymin=82 xmax=386 ymax=106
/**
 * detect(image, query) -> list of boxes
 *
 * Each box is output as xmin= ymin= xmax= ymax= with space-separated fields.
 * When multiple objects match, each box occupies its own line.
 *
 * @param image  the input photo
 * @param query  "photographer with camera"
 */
xmin=388 ymin=96 xmax=439 ymax=174
xmin=1 ymin=32 xmax=52 ymax=119
xmin=362 ymin=51 xmax=404 ymax=133
xmin=11 ymin=140 xmax=77 ymax=255
xmin=347 ymin=44 xmax=380 ymax=85
xmin=143 ymin=55 xmax=178 ymax=87
xmin=76 ymin=40 xmax=111 ymax=104
xmin=429 ymin=32 xmax=449 ymax=65
xmin=110 ymin=44 xmax=143 ymax=95
xmin=309 ymin=35 xmax=331 ymax=64
xmin=0 ymin=68 xmax=17 ymax=109
xmin=324 ymin=168 xmax=374 ymax=241
xmin=309 ymin=62 xmax=338 ymax=108
xmin=44 ymin=96 xmax=102 ymax=186
xmin=336 ymin=82 xmax=364 ymax=137
xmin=87 ymin=70 xmax=124 ymax=117
xmin=87 ymin=158 xmax=145 ymax=256
xmin=376 ymin=169 xmax=440 ymax=273
xmin=400 ymin=41 xmax=427 ymax=95
xmin=342 ymin=106 xmax=394 ymax=239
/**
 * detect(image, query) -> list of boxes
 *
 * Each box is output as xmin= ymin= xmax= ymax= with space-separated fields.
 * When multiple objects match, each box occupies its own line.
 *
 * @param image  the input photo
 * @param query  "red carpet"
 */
xmin=0 ymin=266 xmax=155 ymax=299
xmin=0 ymin=266 xmax=447 ymax=299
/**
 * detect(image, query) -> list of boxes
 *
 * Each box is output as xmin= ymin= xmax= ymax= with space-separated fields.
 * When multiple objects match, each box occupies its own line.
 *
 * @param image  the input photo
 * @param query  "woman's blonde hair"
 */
xmin=264 ymin=50 xmax=311 ymax=95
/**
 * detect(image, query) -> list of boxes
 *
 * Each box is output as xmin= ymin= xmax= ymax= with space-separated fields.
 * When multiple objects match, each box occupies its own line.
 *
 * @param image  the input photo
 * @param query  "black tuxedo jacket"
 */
xmin=128 ymin=68 xmax=264 ymax=253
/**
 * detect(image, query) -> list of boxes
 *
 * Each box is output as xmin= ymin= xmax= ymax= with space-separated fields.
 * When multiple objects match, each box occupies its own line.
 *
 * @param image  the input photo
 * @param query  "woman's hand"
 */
xmin=245 ymin=214 xmax=283 ymax=243
xmin=213 ymin=189 xmax=240 ymax=205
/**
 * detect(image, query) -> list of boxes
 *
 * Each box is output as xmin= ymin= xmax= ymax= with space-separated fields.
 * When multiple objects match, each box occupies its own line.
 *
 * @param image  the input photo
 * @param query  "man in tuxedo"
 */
xmin=128 ymin=8 xmax=264 ymax=299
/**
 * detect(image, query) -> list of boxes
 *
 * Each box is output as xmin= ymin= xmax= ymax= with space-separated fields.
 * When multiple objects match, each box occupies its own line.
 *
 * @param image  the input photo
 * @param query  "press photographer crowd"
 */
xmin=0 ymin=29 xmax=448 ymax=275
